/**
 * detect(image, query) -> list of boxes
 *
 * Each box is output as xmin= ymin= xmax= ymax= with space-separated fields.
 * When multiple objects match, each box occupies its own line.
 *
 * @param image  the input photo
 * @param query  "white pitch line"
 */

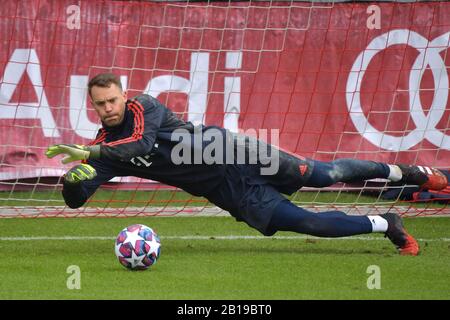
xmin=0 ymin=235 xmax=449 ymax=242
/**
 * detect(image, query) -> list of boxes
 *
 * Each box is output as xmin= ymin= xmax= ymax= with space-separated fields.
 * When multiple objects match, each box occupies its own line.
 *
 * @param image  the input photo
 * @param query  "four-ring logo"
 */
xmin=346 ymin=29 xmax=449 ymax=151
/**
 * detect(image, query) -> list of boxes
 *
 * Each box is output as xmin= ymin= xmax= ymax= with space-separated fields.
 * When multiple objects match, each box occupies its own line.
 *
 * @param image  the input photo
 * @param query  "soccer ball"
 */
xmin=114 ymin=224 xmax=161 ymax=270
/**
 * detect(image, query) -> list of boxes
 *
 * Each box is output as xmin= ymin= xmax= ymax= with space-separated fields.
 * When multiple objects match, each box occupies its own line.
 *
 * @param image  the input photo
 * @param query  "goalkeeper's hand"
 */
xmin=64 ymin=163 xmax=97 ymax=184
xmin=46 ymin=144 xmax=100 ymax=164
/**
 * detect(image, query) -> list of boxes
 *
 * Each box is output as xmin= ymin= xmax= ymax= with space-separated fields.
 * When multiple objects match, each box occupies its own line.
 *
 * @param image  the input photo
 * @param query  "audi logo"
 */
xmin=346 ymin=29 xmax=449 ymax=151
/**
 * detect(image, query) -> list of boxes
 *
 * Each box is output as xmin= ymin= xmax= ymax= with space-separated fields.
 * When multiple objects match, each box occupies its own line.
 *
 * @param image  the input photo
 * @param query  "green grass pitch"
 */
xmin=0 ymin=215 xmax=449 ymax=300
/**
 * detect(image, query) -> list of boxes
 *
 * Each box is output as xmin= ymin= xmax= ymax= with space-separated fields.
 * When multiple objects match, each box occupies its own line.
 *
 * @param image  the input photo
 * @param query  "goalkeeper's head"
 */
xmin=88 ymin=72 xmax=127 ymax=127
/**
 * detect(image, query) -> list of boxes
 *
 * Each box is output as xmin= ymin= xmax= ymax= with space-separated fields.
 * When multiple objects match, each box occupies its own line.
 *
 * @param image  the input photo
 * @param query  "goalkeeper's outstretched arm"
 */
xmin=63 ymin=179 xmax=91 ymax=209
xmin=60 ymin=163 xmax=114 ymax=209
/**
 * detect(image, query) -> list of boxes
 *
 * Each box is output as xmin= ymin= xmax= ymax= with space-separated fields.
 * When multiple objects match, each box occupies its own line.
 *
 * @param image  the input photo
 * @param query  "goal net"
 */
xmin=0 ymin=0 xmax=449 ymax=217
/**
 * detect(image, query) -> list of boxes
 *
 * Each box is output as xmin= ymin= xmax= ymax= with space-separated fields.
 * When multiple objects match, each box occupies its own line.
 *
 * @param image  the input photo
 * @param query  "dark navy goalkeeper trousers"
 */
xmin=205 ymin=156 xmax=390 ymax=237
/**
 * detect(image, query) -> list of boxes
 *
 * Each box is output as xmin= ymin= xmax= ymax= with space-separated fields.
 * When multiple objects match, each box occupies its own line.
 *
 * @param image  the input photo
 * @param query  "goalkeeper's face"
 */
xmin=90 ymin=83 xmax=127 ymax=127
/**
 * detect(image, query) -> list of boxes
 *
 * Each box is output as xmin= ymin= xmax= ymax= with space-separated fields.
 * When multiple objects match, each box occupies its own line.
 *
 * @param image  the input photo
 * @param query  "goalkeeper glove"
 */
xmin=46 ymin=144 xmax=101 ymax=164
xmin=64 ymin=163 xmax=97 ymax=184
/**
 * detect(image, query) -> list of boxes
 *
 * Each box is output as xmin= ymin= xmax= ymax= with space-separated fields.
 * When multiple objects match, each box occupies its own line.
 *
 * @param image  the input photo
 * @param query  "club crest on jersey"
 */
xmin=130 ymin=155 xmax=152 ymax=167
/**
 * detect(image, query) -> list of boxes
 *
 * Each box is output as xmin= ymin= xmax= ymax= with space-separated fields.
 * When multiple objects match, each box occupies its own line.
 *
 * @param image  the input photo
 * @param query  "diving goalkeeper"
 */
xmin=46 ymin=73 xmax=448 ymax=256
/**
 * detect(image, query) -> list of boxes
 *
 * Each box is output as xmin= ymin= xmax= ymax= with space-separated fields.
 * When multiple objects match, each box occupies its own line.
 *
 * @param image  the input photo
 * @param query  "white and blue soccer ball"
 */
xmin=115 ymin=224 xmax=161 ymax=270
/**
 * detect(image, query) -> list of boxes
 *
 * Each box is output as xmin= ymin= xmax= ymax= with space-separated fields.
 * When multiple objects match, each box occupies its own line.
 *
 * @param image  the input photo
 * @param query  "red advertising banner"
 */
xmin=0 ymin=1 xmax=449 ymax=181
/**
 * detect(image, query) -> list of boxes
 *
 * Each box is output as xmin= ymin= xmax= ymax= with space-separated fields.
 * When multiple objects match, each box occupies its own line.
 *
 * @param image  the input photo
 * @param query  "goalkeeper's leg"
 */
xmin=305 ymin=158 xmax=447 ymax=190
xmin=305 ymin=159 xmax=390 ymax=188
xmin=267 ymin=199 xmax=373 ymax=237
xmin=266 ymin=200 xmax=419 ymax=255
